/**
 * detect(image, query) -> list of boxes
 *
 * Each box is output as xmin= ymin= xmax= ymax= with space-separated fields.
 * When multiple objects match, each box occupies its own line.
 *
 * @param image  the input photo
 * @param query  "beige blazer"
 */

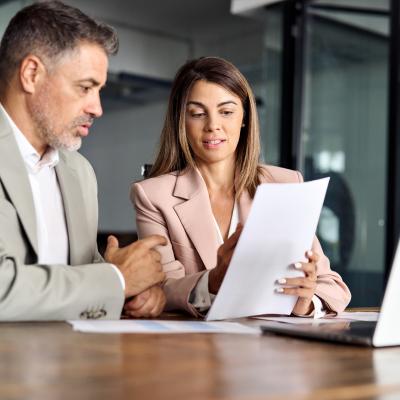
xmin=0 ymin=112 xmax=124 ymax=321
xmin=132 ymin=166 xmax=351 ymax=317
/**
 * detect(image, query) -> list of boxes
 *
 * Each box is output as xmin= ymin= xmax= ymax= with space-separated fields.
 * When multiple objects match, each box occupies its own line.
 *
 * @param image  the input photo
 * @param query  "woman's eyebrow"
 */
xmin=187 ymin=101 xmax=205 ymax=107
xmin=186 ymin=100 xmax=238 ymax=107
xmin=217 ymin=100 xmax=238 ymax=107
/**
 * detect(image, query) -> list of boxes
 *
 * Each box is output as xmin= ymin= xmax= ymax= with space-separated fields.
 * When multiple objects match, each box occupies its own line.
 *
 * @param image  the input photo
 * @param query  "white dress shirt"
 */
xmin=1 ymin=104 xmax=69 ymax=264
xmin=0 ymin=104 xmax=125 ymax=290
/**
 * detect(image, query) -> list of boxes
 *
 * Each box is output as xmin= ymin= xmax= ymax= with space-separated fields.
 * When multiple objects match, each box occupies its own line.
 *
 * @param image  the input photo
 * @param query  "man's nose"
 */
xmin=85 ymin=92 xmax=103 ymax=118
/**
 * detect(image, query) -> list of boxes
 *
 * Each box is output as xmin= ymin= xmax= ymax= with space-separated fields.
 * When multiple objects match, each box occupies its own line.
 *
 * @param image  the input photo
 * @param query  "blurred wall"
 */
xmin=0 ymin=0 xmax=268 ymax=233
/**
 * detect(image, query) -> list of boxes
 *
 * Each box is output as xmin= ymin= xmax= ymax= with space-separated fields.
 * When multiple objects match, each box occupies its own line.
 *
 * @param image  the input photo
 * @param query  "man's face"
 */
xmin=28 ymin=43 xmax=108 ymax=152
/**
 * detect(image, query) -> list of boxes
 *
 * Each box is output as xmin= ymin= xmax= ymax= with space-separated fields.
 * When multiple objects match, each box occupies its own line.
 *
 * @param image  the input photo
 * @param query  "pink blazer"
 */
xmin=131 ymin=165 xmax=351 ymax=317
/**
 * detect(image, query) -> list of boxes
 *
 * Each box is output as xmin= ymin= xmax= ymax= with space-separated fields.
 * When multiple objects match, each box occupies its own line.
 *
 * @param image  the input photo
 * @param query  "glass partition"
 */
xmin=300 ymin=1 xmax=389 ymax=305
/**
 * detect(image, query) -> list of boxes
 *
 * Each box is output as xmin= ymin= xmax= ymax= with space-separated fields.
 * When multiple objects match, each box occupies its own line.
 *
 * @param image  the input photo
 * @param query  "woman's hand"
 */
xmin=276 ymin=250 xmax=319 ymax=316
xmin=208 ymin=224 xmax=243 ymax=295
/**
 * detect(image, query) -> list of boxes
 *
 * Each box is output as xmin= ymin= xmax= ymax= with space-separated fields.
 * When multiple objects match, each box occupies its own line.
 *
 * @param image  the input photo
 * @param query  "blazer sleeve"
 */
xmin=132 ymin=182 xmax=206 ymax=317
xmin=0 ymin=157 xmax=125 ymax=321
xmin=0 ymin=243 xmax=124 ymax=321
xmin=294 ymin=170 xmax=351 ymax=313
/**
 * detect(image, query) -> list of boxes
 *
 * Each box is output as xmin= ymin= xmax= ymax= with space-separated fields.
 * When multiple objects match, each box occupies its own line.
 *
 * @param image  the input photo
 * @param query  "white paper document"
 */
xmin=206 ymin=178 xmax=330 ymax=321
xmin=253 ymin=316 xmax=345 ymax=325
xmin=336 ymin=311 xmax=379 ymax=322
xmin=253 ymin=312 xmax=379 ymax=325
xmin=68 ymin=320 xmax=260 ymax=334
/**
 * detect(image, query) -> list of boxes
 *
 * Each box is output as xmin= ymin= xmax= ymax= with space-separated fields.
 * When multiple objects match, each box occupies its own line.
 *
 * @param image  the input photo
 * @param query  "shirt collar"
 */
xmin=0 ymin=103 xmax=59 ymax=173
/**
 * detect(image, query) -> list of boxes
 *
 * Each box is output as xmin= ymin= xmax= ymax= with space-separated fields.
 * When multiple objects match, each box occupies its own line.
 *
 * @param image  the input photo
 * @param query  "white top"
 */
xmin=213 ymin=201 xmax=239 ymax=245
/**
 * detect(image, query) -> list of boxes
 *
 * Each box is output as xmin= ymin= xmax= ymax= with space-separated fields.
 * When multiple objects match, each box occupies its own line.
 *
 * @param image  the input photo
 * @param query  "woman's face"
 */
xmin=185 ymin=80 xmax=244 ymax=167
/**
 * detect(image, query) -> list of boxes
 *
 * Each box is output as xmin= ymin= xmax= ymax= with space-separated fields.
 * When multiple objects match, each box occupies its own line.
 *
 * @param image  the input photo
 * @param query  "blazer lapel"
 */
xmin=173 ymin=168 xmax=220 ymax=270
xmin=0 ymin=118 xmax=39 ymax=256
xmin=56 ymin=152 xmax=88 ymax=265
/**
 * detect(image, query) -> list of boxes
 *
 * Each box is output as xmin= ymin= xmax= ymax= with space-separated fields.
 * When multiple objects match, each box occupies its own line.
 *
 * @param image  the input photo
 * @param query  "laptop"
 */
xmin=261 ymin=240 xmax=400 ymax=347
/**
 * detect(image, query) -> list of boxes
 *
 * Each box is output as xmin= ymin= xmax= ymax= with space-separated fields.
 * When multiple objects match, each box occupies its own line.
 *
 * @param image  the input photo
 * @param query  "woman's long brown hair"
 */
xmin=149 ymin=56 xmax=263 ymax=198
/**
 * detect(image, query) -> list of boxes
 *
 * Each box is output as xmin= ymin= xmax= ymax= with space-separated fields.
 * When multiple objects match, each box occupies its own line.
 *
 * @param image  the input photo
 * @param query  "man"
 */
xmin=0 ymin=1 xmax=167 ymax=320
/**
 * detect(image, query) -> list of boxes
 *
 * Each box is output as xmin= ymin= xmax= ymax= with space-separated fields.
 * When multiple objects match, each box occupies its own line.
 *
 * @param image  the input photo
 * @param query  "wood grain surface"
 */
xmin=1 ymin=319 xmax=400 ymax=400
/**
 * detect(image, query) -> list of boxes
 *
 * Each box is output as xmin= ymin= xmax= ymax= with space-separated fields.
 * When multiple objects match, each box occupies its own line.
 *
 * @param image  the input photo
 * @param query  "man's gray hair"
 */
xmin=0 ymin=1 xmax=118 ymax=83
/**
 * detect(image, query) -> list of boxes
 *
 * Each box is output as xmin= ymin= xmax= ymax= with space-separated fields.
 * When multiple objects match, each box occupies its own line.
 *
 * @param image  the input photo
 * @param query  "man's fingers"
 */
xmin=146 ymin=289 xmax=166 ymax=317
xmin=152 ymin=271 xmax=166 ymax=285
xmin=138 ymin=235 xmax=168 ymax=250
xmin=127 ymin=310 xmax=149 ymax=318
xmin=125 ymin=296 xmax=146 ymax=311
xmin=104 ymin=235 xmax=119 ymax=261
xmin=106 ymin=235 xmax=119 ymax=250
xmin=149 ymin=300 xmax=165 ymax=317
xmin=150 ymin=249 xmax=161 ymax=262
xmin=125 ymin=288 xmax=165 ymax=318
xmin=125 ymin=290 xmax=151 ymax=310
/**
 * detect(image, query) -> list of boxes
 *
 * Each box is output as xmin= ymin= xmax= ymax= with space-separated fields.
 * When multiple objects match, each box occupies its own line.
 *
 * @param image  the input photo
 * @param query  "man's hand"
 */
xmin=208 ymin=224 xmax=242 ymax=294
xmin=104 ymin=235 xmax=167 ymax=298
xmin=123 ymin=286 xmax=166 ymax=318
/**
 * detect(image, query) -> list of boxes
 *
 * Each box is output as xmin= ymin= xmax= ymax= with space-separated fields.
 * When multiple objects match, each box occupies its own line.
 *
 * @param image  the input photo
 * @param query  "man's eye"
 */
xmin=80 ymin=86 xmax=91 ymax=93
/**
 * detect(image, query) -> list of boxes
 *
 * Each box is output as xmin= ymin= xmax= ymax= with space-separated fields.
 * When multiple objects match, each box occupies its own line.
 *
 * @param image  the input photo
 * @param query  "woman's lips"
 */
xmin=202 ymin=139 xmax=226 ymax=148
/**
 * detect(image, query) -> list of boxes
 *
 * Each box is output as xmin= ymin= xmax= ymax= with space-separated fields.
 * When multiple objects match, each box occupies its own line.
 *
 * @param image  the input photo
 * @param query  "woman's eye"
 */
xmin=191 ymin=112 xmax=206 ymax=118
xmin=221 ymin=110 xmax=234 ymax=116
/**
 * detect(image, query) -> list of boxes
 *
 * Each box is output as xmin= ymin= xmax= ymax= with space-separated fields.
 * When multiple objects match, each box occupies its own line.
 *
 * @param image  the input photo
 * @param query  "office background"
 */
xmin=0 ymin=0 xmax=396 ymax=307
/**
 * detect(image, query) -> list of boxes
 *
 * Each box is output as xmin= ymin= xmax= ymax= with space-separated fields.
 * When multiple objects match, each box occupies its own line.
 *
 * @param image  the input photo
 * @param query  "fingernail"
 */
xmin=275 ymin=287 xmax=284 ymax=293
xmin=307 ymin=250 xmax=313 ymax=257
xmin=277 ymin=278 xmax=286 ymax=284
xmin=294 ymin=262 xmax=302 ymax=270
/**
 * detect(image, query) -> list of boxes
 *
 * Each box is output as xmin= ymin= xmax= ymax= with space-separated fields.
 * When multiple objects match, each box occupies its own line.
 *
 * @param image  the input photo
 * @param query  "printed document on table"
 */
xmin=68 ymin=320 xmax=260 ymax=334
xmin=206 ymin=178 xmax=330 ymax=321
xmin=253 ymin=312 xmax=379 ymax=324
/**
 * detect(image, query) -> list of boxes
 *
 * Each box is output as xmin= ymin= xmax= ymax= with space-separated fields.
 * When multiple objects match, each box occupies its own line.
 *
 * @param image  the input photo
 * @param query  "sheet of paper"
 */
xmin=206 ymin=178 xmax=330 ymax=321
xmin=68 ymin=320 xmax=260 ymax=334
xmin=253 ymin=311 xmax=379 ymax=324
xmin=336 ymin=311 xmax=379 ymax=322
xmin=253 ymin=316 xmax=346 ymax=324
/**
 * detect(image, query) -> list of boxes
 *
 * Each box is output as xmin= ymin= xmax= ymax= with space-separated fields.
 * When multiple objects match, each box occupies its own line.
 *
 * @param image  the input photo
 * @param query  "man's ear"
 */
xmin=19 ymin=55 xmax=46 ymax=94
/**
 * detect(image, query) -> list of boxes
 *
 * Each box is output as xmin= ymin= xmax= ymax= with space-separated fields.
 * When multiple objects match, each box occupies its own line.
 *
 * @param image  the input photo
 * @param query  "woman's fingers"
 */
xmin=277 ymin=277 xmax=316 ymax=289
xmin=276 ymin=286 xmax=314 ymax=298
xmin=275 ymin=250 xmax=319 ymax=301
xmin=306 ymin=250 xmax=319 ymax=263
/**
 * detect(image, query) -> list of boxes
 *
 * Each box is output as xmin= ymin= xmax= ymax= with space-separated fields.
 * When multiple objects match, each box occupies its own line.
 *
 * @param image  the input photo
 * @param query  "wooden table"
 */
xmin=1 ymin=318 xmax=400 ymax=400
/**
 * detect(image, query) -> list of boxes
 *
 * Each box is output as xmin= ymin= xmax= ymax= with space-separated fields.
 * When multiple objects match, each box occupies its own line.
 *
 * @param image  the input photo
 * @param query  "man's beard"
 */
xmin=35 ymin=112 xmax=83 ymax=151
xmin=29 ymin=89 xmax=92 ymax=152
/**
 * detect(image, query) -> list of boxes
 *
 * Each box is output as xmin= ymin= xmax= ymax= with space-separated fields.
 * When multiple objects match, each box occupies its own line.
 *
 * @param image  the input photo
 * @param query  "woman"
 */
xmin=130 ymin=56 xmax=351 ymax=318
